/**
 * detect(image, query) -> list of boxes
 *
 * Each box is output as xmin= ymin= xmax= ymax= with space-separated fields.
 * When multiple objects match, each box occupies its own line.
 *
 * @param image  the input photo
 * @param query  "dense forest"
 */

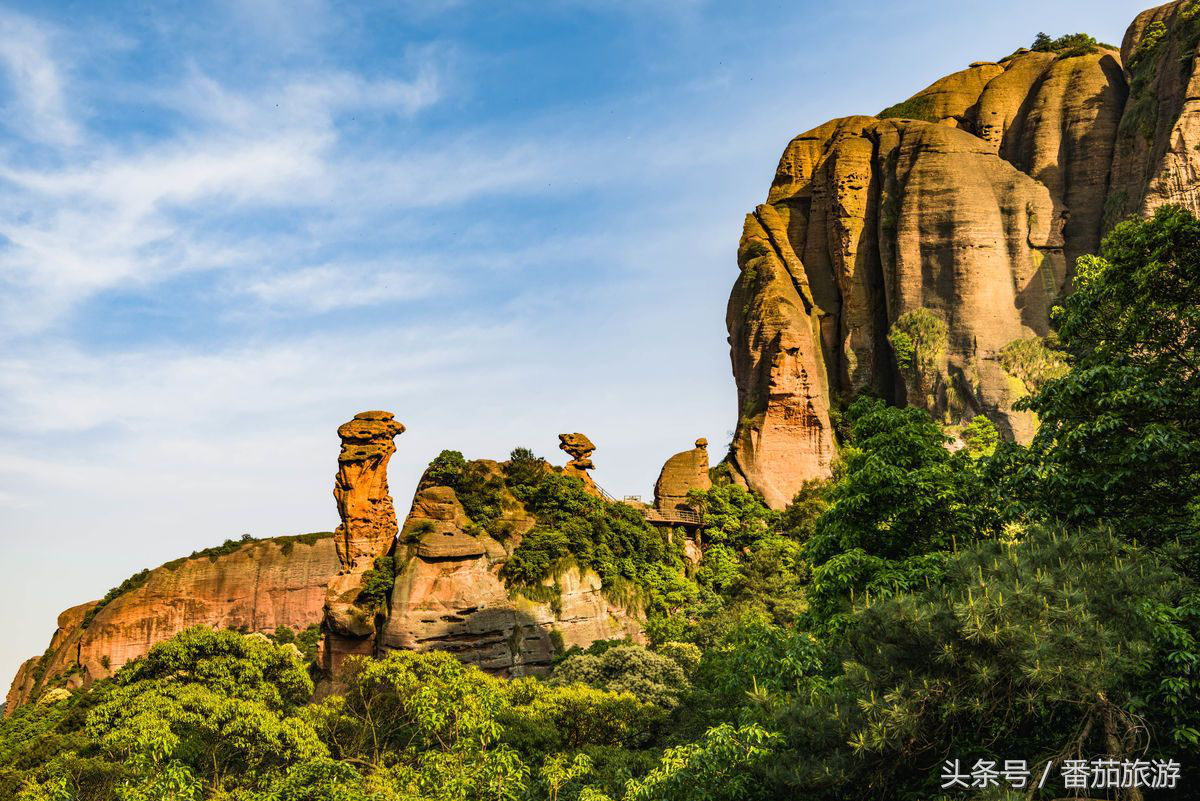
xmin=2 ymin=207 xmax=1198 ymax=799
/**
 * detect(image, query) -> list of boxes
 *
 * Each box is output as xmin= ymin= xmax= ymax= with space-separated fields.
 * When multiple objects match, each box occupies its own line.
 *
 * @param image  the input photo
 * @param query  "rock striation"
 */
xmin=6 ymin=534 xmax=339 ymax=712
xmin=728 ymin=3 xmax=1200 ymax=508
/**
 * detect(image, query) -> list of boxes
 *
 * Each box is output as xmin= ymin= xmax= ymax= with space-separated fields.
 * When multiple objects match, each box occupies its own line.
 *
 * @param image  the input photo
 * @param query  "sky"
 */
xmin=0 ymin=0 xmax=1138 ymax=692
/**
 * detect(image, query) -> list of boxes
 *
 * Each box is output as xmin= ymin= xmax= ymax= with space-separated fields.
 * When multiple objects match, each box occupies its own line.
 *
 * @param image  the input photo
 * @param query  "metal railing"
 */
xmin=639 ymin=506 xmax=702 ymax=526
xmin=593 ymin=481 xmax=702 ymax=526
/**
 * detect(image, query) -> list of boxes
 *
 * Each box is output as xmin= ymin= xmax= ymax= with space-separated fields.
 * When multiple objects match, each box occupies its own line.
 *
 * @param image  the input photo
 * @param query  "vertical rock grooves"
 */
xmin=728 ymin=2 xmax=1200 ymax=508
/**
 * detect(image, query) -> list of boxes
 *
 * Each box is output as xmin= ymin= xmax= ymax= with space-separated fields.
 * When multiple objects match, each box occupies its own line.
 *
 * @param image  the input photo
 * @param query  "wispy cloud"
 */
xmin=240 ymin=262 xmax=443 ymax=313
xmin=0 ymin=10 xmax=78 ymax=146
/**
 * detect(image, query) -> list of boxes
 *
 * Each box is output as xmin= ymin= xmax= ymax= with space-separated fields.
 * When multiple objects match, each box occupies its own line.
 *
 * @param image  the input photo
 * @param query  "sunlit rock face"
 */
xmin=724 ymin=17 xmax=1200 ymax=508
xmin=380 ymin=474 xmax=642 ymax=678
xmin=6 ymin=535 xmax=339 ymax=713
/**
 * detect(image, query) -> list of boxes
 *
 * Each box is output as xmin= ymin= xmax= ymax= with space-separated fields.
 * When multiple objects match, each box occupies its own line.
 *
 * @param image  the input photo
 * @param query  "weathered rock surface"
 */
xmin=6 ymin=535 xmax=338 ymax=712
xmin=1110 ymin=1 xmax=1200 ymax=220
xmin=322 ymin=411 xmax=405 ymax=674
xmin=727 ymin=11 xmax=1200 ymax=507
xmin=558 ymin=432 xmax=600 ymax=495
xmin=332 ymin=411 xmax=405 ymax=572
xmin=381 ymin=481 xmax=642 ymax=677
xmin=654 ymin=439 xmax=712 ymax=512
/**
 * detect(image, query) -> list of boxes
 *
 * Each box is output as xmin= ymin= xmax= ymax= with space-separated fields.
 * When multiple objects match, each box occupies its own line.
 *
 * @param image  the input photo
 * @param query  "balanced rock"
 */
xmin=558 ymin=432 xmax=600 ymax=494
xmin=332 ymin=411 xmax=405 ymax=571
xmin=322 ymin=411 xmax=405 ymax=672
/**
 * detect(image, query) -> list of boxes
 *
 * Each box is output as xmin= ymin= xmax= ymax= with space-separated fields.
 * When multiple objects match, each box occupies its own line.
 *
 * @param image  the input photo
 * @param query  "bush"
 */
xmin=356 ymin=556 xmax=396 ymax=612
xmin=549 ymin=645 xmax=689 ymax=709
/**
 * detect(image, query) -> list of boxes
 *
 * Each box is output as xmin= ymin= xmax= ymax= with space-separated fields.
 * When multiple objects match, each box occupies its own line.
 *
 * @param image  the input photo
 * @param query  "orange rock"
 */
xmin=322 ymin=411 xmax=405 ymax=672
xmin=727 ymin=36 xmax=1146 ymax=508
xmin=332 ymin=411 xmax=405 ymax=572
xmin=381 ymin=476 xmax=642 ymax=677
xmin=558 ymin=432 xmax=600 ymax=495
xmin=6 ymin=535 xmax=338 ymax=713
xmin=654 ymin=439 xmax=712 ymax=513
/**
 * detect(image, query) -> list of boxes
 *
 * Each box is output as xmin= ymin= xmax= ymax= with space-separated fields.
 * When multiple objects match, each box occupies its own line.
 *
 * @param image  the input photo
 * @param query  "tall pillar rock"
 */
xmin=322 ymin=411 xmax=404 ymax=671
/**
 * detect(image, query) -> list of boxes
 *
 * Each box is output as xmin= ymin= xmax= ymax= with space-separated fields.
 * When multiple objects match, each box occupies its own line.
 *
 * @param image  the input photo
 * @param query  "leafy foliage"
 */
xmin=1029 ymin=31 xmax=1112 ymax=57
xmin=804 ymin=396 xmax=997 ymax=629
xmin=423 ymin=449 xmax=506 ymax=529
xmin=877 ymin=94 xmax=937 ymax=123
xmin=960 ymin=414 xmax=999 ymax=458
xmin=1012 ymin=205 xmax=1200 ymax=559
xmin=10 ymin=208 xmax=1200 ymax=801
xmin=996 ymin=335 xmax=1067 ymax=394
xmin=356 ymin=555 xmax=396 ymax=612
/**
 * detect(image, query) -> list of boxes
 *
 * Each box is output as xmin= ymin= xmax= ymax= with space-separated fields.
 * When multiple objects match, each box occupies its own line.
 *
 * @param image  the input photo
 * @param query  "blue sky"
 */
xmin=0 ymin=0 xmax=1137 ymax=690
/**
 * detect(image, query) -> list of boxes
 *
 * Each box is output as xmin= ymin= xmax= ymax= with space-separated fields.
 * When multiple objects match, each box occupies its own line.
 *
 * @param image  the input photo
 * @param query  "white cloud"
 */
xmin=0 ymin=10 xmax=78 ymax=146
xmin=240 ymin=262 xmax=443 ymax=312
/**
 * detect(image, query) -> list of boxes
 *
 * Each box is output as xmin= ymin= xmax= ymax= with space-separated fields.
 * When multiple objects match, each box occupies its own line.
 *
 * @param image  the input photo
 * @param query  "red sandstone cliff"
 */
xmin=6 ymin=533 xmax=339 ymax=712
xmin=728 ymin=3 xmax=1200 ymax=508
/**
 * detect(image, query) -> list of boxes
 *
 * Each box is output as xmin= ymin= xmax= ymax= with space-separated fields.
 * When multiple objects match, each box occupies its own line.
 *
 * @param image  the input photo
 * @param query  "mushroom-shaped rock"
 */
xmin=654 ymin=439 xmax=712 ymax=512
xmin=558 ymin=433 xmax=596 ymax=468
xmin=558 ymin=432 xmax=600 ymax=495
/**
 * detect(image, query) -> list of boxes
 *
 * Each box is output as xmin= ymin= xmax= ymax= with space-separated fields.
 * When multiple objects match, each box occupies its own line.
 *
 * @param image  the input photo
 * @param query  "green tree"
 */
xmin=960 ymin=414 xmax=999 ymax=458
xmin=1015 ymin=205 xmax=1200 ymax=562
xmin=305 ymin=650 xmax=529 ymax=801
xmin=619 ymin=723 xmax=779 ymax=801
xmin=804 ymin=397 xmax=997 ymax=629
xmin=84 ymin=627 xmax=324 ymax=797
xmin=548 ymin=645 xmax=688 ymax=709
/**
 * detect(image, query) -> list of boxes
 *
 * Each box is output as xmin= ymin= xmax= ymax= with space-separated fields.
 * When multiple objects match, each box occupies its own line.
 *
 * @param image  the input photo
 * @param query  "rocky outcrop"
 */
xmin=558 ymin=433 xmax=599 ymax=495
xmin=381 ymin=470 xmax=642 ymax=677
xmin=322 ymin=411 xmax=405 ymax=673
xmin=654 ymin=439 xmax=712 ymax=512
xmin=1110 ymin=1 xmax=1200 ymax=220
xmin=727 ymin=10 xmax=1200 ymax=508
xmin=5 ymin=658 xmax=38 ymax=715
xmin=331 ymin=411 xmax=405 ymax=571
xmin=7 ymin=534 xmax=338 ymax=712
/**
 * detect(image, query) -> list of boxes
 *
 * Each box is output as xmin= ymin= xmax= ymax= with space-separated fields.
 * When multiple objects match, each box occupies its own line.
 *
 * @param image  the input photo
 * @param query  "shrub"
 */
xmin=997 ymin=335 xmax=1067 ymax=394
xmin=356 ymin=556 xmax=396 ymax=612
xmin=877 ymin=94 xmax=937 ymax=122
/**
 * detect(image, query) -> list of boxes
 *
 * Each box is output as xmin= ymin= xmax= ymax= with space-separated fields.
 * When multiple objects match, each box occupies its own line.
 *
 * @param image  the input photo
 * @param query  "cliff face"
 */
xmin=728 ymin=2 xmax=1199 ymax=508
xmin=6 ymin=534 xmax=338 ymax=711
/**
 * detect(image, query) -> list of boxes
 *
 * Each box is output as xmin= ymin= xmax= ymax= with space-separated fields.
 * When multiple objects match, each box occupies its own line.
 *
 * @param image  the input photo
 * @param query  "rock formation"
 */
xmin=381 ymin=459 xmax=642 ymax=676
xmin=728 ymin=3 xmax=1200 ymax=508
xmin=1109 ymin=2 xmax=1200 ymax=220
xmin=332 ymin=411 xmax=405 ymax=570
xmin=6 ymin=534 xmax=338 ymax=712
xmin=654 ymin=439 xmax=712 ymax=513
xmin=558 ymin=433 xmax=599 ymax=494
xmin=322 ymin=411 xmax=405 ymax=673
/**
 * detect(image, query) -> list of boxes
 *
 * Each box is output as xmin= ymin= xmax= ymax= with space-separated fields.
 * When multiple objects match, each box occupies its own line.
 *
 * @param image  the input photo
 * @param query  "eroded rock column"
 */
xmin=322 ymin=410 xmax=404 ymax=673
